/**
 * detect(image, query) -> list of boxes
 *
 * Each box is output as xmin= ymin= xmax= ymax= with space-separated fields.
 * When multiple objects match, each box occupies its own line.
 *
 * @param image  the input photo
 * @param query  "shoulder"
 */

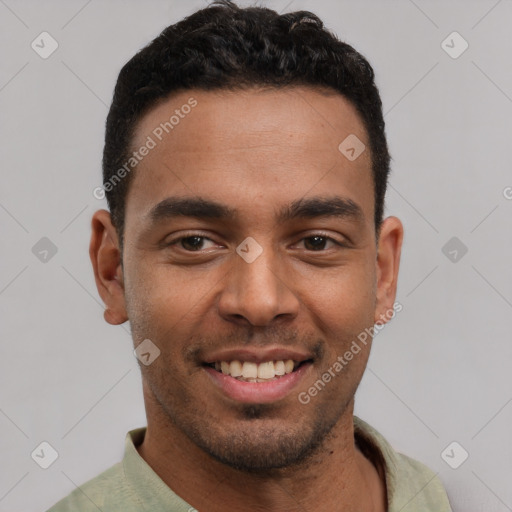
xmin=46 ymin=428 xmax=149 ymax=511
xmin=46 ymin=461 xmax=140 ymax=511
xmin=390 ymin=450 xmax=453 ymax=512
xmin=353 ymin=416 xmax=453 ymax=512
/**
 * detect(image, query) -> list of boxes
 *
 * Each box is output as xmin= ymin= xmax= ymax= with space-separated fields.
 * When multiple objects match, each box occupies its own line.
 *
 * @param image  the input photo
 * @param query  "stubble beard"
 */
xmin=150 ymin=374 xmax=354 ymax=474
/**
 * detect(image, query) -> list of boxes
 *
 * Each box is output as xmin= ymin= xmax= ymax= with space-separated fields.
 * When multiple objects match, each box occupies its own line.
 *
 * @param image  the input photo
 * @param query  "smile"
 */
xmin=205 ymin=359 xmax=305 ymax=382
xmin=202 ymin=350 xmax=314 ymax=404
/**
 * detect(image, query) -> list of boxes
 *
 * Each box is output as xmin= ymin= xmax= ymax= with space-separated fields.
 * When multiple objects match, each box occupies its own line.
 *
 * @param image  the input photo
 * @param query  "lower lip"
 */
xmin=204 ymin=363 xmax=312 ymax=404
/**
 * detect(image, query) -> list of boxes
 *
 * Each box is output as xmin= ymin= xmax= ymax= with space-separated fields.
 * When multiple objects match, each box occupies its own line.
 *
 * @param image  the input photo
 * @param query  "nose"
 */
xmin=217 ymin=242 xmax=300 ymax=327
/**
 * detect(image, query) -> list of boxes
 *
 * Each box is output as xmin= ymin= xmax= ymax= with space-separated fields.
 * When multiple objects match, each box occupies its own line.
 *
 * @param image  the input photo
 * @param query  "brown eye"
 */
xmin=164 ymin=232 xmax=221 ymax=254
xmin=304 ymin=235 xmax=332 ymax=251
xmin=180 ymin=236 xmax=208 ymax=251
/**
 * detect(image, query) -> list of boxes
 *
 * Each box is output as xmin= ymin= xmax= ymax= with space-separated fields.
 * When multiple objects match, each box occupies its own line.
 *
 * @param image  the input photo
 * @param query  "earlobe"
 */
xmin=89 ymin=209 xmax=128 ymax=325
xmin=374 ymin=216 xmax=404 ymax=325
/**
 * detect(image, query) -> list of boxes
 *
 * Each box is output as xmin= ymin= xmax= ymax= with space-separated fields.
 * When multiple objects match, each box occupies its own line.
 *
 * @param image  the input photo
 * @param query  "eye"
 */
xmin=168 ymin=234 xmax=218 ymax=252
xmin=297 ymin=234 xmax=343 ymax=251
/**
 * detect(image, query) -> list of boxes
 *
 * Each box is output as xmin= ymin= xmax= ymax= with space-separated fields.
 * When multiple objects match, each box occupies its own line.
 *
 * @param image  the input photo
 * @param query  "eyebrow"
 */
xmin=278 ymin=196 xmax=363 ymax=223
xmin=148 ymin=195 xmax=364 ymax=225
xmin=149 ymin=197 xmax=237 ymax=223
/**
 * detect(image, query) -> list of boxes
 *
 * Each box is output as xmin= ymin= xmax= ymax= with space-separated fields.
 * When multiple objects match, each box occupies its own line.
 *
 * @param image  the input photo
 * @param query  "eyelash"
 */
xmin=166 ymin=232 xmax=345 ymax=252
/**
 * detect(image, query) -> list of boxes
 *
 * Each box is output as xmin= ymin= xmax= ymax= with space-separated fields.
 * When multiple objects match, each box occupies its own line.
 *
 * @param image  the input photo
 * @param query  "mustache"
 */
xmin=183 ymin=325 xmax=325 ymax=363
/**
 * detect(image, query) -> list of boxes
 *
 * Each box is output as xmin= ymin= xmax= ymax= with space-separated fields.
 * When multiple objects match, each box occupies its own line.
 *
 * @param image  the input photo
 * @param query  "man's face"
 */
xmin=106 ymin=87 xmax=398 ymax=470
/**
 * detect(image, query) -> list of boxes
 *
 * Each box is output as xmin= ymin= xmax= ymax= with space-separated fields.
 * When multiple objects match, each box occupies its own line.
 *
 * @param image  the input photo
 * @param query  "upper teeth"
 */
xmin=215 ymin=360 xmax=296 ymax=380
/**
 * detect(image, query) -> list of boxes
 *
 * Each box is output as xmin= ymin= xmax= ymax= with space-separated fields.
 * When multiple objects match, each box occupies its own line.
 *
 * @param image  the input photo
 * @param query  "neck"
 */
xmin=137 ymin=386 xmax=386 ymax=512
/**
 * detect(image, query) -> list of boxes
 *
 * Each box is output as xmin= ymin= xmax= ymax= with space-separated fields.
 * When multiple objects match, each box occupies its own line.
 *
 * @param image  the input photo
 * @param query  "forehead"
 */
xmin=133 ymin=86 xmax=367 ymax=153
xmin=126 ymin=86 xmax=374 ymax=229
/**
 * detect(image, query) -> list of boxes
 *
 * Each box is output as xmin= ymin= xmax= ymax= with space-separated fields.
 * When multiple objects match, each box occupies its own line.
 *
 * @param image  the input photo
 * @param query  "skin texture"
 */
xmin=90 ymin=86 xmax=403 ymax=512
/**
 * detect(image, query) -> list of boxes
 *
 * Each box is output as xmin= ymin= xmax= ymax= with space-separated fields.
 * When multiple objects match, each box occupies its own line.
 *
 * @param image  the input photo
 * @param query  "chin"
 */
xmin=181 ymin=408 xmax=340 ymax=473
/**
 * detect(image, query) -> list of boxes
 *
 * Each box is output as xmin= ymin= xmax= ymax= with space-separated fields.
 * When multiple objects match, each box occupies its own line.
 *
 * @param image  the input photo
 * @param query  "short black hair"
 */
xmin=102 ymin=0 xmax=390 ymax=245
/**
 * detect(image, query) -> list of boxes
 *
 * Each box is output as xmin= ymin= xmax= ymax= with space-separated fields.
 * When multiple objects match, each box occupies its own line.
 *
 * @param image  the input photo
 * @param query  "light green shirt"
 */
xmin=47 ymin=416 xmax=452 ymax=511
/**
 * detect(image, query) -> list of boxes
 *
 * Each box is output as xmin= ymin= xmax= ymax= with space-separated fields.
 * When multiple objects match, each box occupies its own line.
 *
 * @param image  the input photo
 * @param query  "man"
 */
xmin=48 ymin=1 xmax=453 ymax=510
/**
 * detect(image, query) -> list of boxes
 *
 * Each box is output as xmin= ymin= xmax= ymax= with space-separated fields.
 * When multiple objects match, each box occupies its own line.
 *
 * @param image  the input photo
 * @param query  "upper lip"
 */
xmin=203 ymin=346 xmax=314 ymax=365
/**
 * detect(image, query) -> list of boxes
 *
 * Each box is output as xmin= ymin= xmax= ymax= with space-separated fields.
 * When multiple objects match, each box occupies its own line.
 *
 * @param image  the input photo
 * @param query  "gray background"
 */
xmin=1 ymin=0 xmax=511 ymax=510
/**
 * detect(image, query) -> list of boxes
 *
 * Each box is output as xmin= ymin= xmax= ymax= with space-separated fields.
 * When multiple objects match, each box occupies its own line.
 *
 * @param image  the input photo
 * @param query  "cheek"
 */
xmin=298 ymin=260 xmax=377 ymax=366
xmin=303 ymin=258 xmax=376 ymax=320
xmin=123 ymin=259 xmax=217 ymax=346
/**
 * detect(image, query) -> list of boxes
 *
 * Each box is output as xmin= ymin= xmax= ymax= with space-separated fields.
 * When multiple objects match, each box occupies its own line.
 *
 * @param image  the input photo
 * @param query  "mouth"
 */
xmin=204 ymin=359 xmax=311 ymax=382
xmin=201 ymin=350 xmax=314 ymax=404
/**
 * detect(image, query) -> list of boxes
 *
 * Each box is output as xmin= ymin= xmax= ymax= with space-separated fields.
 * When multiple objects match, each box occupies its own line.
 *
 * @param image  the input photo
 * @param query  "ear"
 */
xmin=374 ymin=216 xmax=404 ymax=325
xmin=89 ymin=209 xmax=128 ymax=325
